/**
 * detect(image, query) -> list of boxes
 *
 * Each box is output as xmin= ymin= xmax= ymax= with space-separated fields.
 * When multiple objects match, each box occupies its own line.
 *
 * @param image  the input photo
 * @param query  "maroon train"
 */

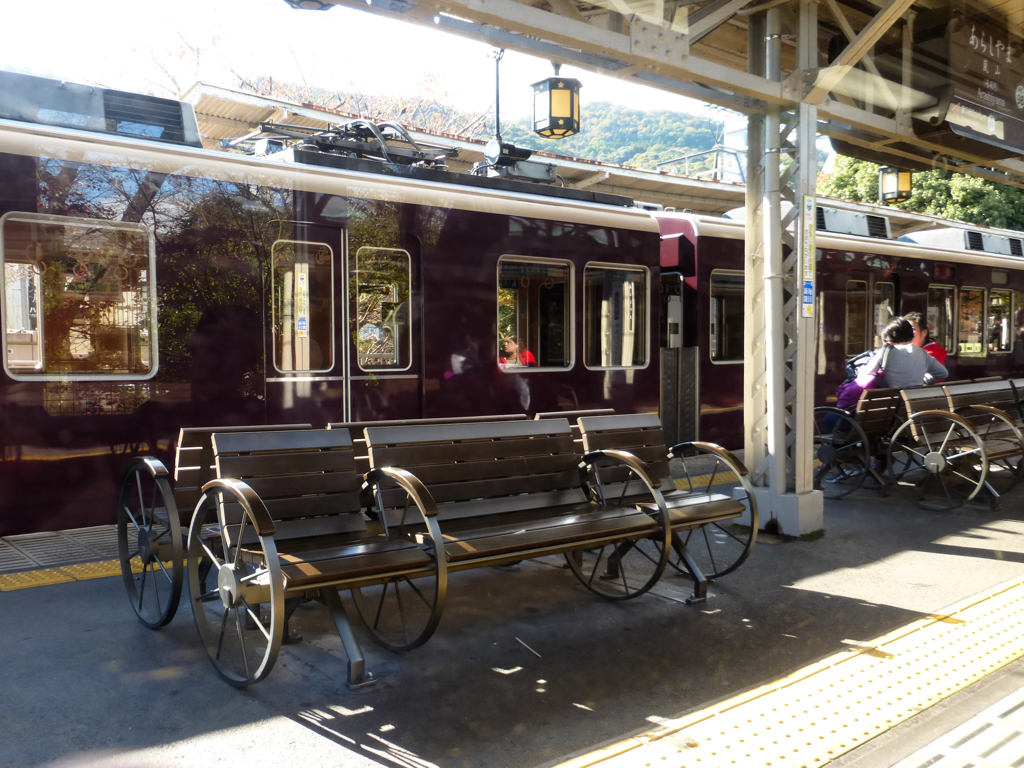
xmin=3 ymin=70 xmax=1023 ymax=535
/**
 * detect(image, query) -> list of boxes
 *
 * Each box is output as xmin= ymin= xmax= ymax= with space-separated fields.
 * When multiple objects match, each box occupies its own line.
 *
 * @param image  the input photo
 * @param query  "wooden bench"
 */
xmin=813 ymin=387 xmax=903 ymax=498
xmin=185 ymin=427 xmax=441 ymax=687
xmin=943 ymin=379 xmax=1024 ymax=501
xmin=116 ymin=424 xmax=310 ymax=629
xmin=184 ymin=418 xmax=675 ymax=687
xmin=575 ymin=413 xmax=756 ymax=596
xmin=888 ymin=383 xmax=1021 ymax=509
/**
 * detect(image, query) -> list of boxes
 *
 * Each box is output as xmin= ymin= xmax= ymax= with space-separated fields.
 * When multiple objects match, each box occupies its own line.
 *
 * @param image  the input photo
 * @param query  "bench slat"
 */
xmin=368 ymin=434 xmax=576 ymax=468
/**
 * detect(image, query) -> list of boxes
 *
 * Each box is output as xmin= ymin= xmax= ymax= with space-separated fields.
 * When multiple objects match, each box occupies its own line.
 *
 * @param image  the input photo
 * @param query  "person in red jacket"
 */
xmin=904 ymin=311 xmax=948 ymax=366
xmin=499 ymin=337 xmax=537 ymax=367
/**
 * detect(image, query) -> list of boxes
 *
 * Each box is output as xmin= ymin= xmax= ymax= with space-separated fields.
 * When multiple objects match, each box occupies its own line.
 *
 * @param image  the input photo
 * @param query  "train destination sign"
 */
xmin=945 ymin=9 xmax=1024 ymax=155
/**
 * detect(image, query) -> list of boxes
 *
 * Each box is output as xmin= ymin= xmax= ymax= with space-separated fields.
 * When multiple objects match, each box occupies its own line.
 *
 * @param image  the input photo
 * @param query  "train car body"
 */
xmin=6 ymin=71 xmax=1024 ymax=538
xmin=657 ymin=209 xmax=1024 ymax=446
xmin=0 ymin=73 xmax=661 ymax=535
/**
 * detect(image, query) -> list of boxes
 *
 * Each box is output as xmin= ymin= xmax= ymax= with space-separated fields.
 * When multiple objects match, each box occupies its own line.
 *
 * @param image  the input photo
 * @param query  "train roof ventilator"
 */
xmin=725 ymin=204 xmax=891 ymax=239
xmin=900 ymin=228 xmax=1024 ymax=257
xmin=0 ymin=70 xmax=201 ymax=148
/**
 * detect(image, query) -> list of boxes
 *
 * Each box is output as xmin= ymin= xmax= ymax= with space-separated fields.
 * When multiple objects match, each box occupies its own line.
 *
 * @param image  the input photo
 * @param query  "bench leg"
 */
xmin=321 ymin=588 xmax=377 ymax=690
xmin=670 ymin=533 xmax=708 ymax=604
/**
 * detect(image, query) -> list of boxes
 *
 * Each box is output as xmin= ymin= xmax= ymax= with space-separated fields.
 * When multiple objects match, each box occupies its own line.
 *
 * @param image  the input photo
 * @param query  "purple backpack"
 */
xmin=835 ymin=347 xmax=890 ymax=410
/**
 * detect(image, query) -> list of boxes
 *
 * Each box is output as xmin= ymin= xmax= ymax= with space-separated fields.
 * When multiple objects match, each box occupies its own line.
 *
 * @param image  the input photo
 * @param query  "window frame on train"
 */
xmin=353 ymin=246 xmax=412 ymax=373
xmin=958 ymin=286 xmax=987 ymax=358
xmin=582 ymin=262 xmax=649 ymax=371
xmin=871 ymin=280 xmax=896 ymax=350
xmin=270 ymin=238 xmax=335 ymax=375
xmin=708 ymin=269 xmax=744 ymax=365
xmin=988 ymin=287 xmax=1013 ymax=355
xmin=926 ymin=284 xmax=955 ymax=358
xmin=496 ymin=255 xmax=574 ymax=371
xmin=1 ymin=211 xmax=158 ymax=382
xmin=845 ymin=280 xmax=868 ymax=357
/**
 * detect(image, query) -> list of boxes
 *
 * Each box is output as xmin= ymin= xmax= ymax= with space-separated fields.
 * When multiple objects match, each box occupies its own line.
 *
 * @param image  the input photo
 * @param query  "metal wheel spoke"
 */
xmin=137 ymin=566 xmax=150 ymax=611
xmin=399 ymin=575 xmax=431 ymax=609
xmin=242 ymin=600 xmax=272 ymax=643
xmin=122 ymin=503 xmax=143 ymax=535
xmin=234 ymin=609 xmax=252 ymax=679
xmin=584 ymin=548 xmax=605 ymax=587
xmin=629 ymin=539 xmax=660 ymax=568
xmin=200 ymin=539 xmax=224 ymax=569
xmin=371 ymin=580 xmax=391 ymax=629
xmin=196 ymin=587 xmax=222 ymax=603
xmin=694 ymin=528 xmax=719 ymax=573
xmin=215 ymin=608 xmax=230 ymax=660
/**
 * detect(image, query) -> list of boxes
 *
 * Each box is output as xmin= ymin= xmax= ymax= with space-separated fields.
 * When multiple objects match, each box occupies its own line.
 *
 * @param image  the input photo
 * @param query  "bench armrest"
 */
xmin=198 ymin=477 xmax=276 ymax=537
xmin=952 ymin=403 xmax=1024 ymax=443
xmin=125 ymin=455 xmax=171 ymax=480
xmin=363 ymin=466 xmax=442 ymax=539
xmin=579 ymin=448 xmax=671 ymax=525
xmin=669 ymin=441 xmax=751 ymax=477
xmin=580 ymin=448 xmax=660 ymax=490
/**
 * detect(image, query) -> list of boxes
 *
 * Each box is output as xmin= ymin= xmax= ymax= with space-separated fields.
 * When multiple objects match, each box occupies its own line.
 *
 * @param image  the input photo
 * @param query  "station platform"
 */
xmin=2 ymin=482 xmax=1024 ymax=768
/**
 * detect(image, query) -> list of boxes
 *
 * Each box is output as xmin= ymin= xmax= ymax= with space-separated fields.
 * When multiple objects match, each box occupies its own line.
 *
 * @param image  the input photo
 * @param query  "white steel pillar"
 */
xmin=743 ymin=1 xmax=823 ymax=536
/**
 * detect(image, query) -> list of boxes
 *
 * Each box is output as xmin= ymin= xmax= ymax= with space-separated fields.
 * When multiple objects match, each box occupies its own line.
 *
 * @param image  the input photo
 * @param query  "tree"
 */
xmin=818 ymin=154 xmax=1024 ymax=230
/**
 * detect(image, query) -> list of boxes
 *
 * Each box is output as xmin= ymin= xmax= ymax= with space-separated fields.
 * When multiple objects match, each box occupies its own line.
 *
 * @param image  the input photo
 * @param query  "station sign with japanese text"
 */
xmin=945 ymin=8 xmax=1024 ymax=154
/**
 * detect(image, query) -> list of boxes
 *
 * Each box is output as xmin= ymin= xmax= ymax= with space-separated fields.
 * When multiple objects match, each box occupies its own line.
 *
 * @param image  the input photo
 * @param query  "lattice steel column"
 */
xmin=743 ymin=1 xmax=823 ymax=535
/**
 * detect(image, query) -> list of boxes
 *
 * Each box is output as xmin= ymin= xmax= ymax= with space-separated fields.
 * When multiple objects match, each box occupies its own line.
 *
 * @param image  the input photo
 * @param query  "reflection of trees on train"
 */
xmin=25 ymin=156 xmax=292 ymax=426
xmin=156 ymin=177 xmax=286 ymax=389
xmin=346 ymin=200 xmax=416 ymax=391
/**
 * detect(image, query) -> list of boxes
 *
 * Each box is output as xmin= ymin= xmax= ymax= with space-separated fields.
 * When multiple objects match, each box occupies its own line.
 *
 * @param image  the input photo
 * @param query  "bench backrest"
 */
xmin=211 ymin=429 xmax=366 ymax=541
xmin=576 ymin=413 xmax=672 ymax=492
xmin=898 ymin=384 xmax=951 ymax=417
xmin=173 ymin=423 xmax=311 ymax=518
xmin=534 ymin=408 xmax=615 ymax=421
xmin=944 ymin=379 xmax=1018 ymax=419
xmin=1008 ymin=379 xmax=1024 ymax=421
xmin=364 ymin=418 xmax=587 ymax=527
xmin=853 ymin=387 xmax=904 ymax=440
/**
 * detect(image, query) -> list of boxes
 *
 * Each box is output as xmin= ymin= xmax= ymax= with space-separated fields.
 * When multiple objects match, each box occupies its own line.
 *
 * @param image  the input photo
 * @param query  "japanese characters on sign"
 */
xmin=946 ymin=9 xmax=1024 ymax=153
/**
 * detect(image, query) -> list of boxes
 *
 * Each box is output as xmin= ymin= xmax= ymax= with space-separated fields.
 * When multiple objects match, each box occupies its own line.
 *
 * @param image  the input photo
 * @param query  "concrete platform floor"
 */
xmin=2 ymin=484 xmax=1024 ymax=767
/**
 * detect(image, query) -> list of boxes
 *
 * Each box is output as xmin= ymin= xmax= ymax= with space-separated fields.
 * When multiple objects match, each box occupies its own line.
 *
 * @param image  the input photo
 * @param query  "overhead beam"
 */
xmin=687 ymin=0 xmax=752 ymax=42
xmin=325 ymin=0 xmax=787 ymax=106
xmin=307 ymin=0 xmax=1024 ymax=178
xmin=803 ymin=0 xmax=915 ymax=105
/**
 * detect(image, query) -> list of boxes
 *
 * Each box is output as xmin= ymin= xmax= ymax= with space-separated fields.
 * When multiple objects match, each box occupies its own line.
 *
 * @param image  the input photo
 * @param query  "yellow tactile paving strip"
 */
xmin=0 ymin=558 xmax=136 ymax=591
xmin=556 ymin=577 xmax=1024 ymax=768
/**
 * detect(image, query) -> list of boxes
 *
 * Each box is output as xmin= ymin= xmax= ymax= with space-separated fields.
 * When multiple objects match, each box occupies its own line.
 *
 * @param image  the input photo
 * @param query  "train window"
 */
xmin=1 ymin=212 xmax=156 ymax=380
xmin=988 ymin=289 xmax=1012 ymax=354
xmin=583 ymin=264 xmax=648 ymax=369
xmin=872 ymin=282 xmax=896 ymax=349
xmin=497 ymin=258 xmax=572 ymax=369
xmin=926 ymin=285 xmax=955 ymax=355
xmin=271 ymin=239 xmax=333 ymax=373
xmin=845 ymin=281 xmax=868 ymax=356
xmin=354 ymin=247 xmax=411 ymax=371
xmin=709 ymin=270 xmax=744 ymax=363
xmin=958 ymin=287 xmax=986 ymax=357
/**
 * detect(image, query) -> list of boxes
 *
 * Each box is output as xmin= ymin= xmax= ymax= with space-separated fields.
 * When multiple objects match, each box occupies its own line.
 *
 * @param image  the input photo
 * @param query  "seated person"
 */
xmin=857 ymin=317 xmax=947 ymax=389
xmin=499 ymin=337 xmax=536 ymax=367
xmin=903 ymin=311 xmax=948 ymax=366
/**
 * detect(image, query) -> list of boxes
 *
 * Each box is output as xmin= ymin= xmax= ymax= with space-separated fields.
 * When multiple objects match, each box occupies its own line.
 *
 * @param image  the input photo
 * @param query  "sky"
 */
xmin=3 ymin=0 xmax=734 ymax=126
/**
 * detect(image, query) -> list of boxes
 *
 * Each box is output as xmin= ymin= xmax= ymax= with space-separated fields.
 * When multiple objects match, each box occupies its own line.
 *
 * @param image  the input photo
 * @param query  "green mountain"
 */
xmin=256 ymin=78 xmax=724 ymax=171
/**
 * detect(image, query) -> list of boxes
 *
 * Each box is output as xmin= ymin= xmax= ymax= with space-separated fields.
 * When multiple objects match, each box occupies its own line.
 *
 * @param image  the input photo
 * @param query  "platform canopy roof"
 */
xmin=184 ymin=81 xmax=749 ymax=215
xmin=186 ymin=81 xmax=1024 ymax=241
xmin=294 ymin=0 xmax=1024 ymax=188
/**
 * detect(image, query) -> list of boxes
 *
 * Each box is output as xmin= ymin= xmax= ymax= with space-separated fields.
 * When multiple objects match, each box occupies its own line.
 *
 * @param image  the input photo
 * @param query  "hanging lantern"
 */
xmin=879 ymin=166 xmax=912 ymax=204
xmin=282 ymin=0 xmax=333 ymax=9
xmin=532 ymin=64 xmax=581 ymax=139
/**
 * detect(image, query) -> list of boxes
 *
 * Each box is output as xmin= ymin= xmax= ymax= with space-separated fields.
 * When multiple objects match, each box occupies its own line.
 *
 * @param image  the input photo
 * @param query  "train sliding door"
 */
xmin=265 ymin=222 xmax=346 ymax=426
xmin=347 ymin=244 xmax=418 ymax=422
